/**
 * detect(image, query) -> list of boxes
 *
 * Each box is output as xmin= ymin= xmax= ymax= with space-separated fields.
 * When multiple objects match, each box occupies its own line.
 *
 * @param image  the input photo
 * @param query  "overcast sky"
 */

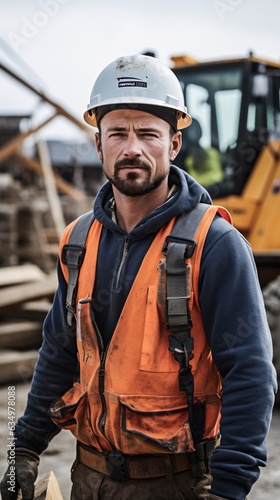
xmin=1 ymin=0 xmax=280 ymax=139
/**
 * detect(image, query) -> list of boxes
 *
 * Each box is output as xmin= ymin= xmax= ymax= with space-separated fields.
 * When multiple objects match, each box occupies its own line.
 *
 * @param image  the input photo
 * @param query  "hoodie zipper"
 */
xmin=113 ymin=236 xmax=129 ymax=292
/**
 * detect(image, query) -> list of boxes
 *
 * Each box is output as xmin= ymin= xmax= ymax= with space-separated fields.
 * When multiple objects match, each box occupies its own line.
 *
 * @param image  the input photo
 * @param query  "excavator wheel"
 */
xmin=262 ymin=275 xmax=280 ymax=406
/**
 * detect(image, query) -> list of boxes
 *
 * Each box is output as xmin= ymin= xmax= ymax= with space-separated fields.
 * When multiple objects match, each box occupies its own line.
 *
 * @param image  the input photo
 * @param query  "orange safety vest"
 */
xmin=50 ymin=205 xmax=231 ymax=455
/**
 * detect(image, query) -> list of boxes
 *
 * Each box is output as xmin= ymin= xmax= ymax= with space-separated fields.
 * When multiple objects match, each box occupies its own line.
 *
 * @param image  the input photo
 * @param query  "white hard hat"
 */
xmin=84 ymin=54 xmax=192 ymax=130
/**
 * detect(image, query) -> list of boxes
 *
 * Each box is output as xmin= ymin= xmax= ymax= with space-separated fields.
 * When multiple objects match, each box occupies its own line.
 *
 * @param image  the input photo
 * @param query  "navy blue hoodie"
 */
xmin=15 ymin=166 xmax=277 ymax=499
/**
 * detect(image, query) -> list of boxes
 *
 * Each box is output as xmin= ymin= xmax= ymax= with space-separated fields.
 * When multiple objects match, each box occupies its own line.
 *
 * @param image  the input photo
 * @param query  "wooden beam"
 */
xmin=0 ymin=114 xmax=57 ymax=164
xmin=37 ymin=140 xmax=66 ymax=239
xmin=14 ymin=153 xmax=86 ymax=202
xmin=0 ymin=62 xmax=94 ymax=139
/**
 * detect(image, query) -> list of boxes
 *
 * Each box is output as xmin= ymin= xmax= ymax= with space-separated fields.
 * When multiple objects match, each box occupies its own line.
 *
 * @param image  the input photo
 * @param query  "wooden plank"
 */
xmin=34 ymin=471 xmax=64 ymax=500
xmin=0 ymin=321 xmax=42 ymax=349
xmin=0 ymin=349 xmax=38 ymax=383
xmin=0 ymin=271 xmax=57 ymax=309
xmin=0 ymin=300 xmax=51 ymax=321
xmin=0 ymin=264 xmax=46 ymax=287
xmin=17 ymin=471 xmax=63 ymax=500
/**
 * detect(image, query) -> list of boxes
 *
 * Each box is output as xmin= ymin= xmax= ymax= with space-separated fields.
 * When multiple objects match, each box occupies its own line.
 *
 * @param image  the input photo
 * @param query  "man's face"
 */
xmin=95 ymin=109 xmax=181 ymax=196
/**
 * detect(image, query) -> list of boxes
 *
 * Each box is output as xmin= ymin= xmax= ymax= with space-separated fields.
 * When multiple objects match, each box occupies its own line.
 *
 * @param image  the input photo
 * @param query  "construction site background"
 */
xmin=0 ymin=40 xmax=279 ymax=499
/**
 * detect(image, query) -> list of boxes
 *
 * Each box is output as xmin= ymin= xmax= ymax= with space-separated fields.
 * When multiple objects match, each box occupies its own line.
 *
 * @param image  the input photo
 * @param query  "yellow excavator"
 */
xmin=171 ymin=52 xmax=280 ymax=402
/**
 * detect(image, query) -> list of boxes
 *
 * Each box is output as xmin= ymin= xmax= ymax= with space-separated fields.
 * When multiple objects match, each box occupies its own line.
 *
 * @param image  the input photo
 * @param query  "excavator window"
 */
xmin=174 ymin=62 xmax=244 ymax=196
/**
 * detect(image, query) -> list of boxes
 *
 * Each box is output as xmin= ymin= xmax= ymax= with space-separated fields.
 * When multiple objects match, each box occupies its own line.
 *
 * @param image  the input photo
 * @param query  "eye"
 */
xmin=140 ymin=132 xmax=158 ymax=138
xmin=109 ymin=132 xmax=126 ymax=138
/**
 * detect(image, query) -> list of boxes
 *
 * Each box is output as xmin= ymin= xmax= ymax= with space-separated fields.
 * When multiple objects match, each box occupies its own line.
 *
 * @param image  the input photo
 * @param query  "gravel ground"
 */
xmin=0 ymin=382 xmax=279 ymax=499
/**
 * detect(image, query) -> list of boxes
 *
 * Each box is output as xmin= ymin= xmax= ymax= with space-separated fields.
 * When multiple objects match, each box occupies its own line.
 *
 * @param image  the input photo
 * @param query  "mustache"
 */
xmin=115 ymin=158 xmax=151 ymax=170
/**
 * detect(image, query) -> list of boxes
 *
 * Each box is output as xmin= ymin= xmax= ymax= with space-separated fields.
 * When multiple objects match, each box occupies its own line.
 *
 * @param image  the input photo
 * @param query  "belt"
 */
xmin=77 ymin=443 xmax=191 ymax=481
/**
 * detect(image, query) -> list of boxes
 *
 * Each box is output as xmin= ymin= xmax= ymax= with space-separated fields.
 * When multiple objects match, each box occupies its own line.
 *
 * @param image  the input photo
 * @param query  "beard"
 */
xmin=104 ymin=157 xmax=168 ymax=196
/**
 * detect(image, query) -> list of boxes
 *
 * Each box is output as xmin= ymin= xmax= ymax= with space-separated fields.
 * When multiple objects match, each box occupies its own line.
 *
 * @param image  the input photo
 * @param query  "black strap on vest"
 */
xmin=61 ymin=210 xmax=95 ymax=326
xmin=162 ymin=203 xmax=213 ymax=476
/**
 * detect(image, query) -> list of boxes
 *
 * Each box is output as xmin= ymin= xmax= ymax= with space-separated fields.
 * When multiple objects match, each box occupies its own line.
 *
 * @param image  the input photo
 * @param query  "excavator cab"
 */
xmin=172 ymin=55 xmax=280 ymax=200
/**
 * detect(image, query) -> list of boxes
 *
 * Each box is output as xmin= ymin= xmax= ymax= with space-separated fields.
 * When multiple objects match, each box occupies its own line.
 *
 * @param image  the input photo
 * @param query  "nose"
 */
xmin=123 ymin=134 xmax=142 ymax=157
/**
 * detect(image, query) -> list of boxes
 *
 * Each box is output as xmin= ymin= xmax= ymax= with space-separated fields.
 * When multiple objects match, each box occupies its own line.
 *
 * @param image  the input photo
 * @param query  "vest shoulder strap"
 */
xmin=163 ymin=202 xmax=210 ymax=331
xmin=171 ymin=202 xmax=210 ymax=243
xmin=61 ymin=210 xmax=95 ymax=325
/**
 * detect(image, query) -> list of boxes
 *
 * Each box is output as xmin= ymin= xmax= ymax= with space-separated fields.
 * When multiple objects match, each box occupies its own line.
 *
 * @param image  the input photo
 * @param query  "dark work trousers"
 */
xmin=70 ymin=461 xmax=213 ymax=500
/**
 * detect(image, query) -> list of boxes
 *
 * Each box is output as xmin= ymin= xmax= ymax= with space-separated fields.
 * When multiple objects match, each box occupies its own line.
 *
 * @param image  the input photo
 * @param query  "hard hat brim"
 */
xmin=84 ymin=104 xmax=192 ymax=130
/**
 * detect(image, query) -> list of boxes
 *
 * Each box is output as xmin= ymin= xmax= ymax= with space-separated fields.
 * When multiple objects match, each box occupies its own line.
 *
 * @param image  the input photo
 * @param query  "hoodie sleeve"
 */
xmin=15 ymin=262 xmax=78 ymax=454
xmin=199 ymin=216 xmax=277 ymax=500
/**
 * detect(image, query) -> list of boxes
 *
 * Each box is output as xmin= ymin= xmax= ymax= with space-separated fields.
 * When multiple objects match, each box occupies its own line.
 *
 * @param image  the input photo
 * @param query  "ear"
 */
xmin=170 ymin=131 xmax=182 ymax=161
xmin=95 ymin=132 xmax=103 ymax=162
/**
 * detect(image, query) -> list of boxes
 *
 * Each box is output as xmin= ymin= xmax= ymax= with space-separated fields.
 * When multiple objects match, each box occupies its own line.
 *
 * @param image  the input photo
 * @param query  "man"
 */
xmin=181 ymin=118 xmax=224 ymax=187
xmin=1 ymin=54 xmax=277 ymax=500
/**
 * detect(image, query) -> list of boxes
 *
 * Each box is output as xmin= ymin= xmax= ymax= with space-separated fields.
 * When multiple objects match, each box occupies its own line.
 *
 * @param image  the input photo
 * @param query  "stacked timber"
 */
xmin=0 ymin=264 xmax=57 ymax=384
